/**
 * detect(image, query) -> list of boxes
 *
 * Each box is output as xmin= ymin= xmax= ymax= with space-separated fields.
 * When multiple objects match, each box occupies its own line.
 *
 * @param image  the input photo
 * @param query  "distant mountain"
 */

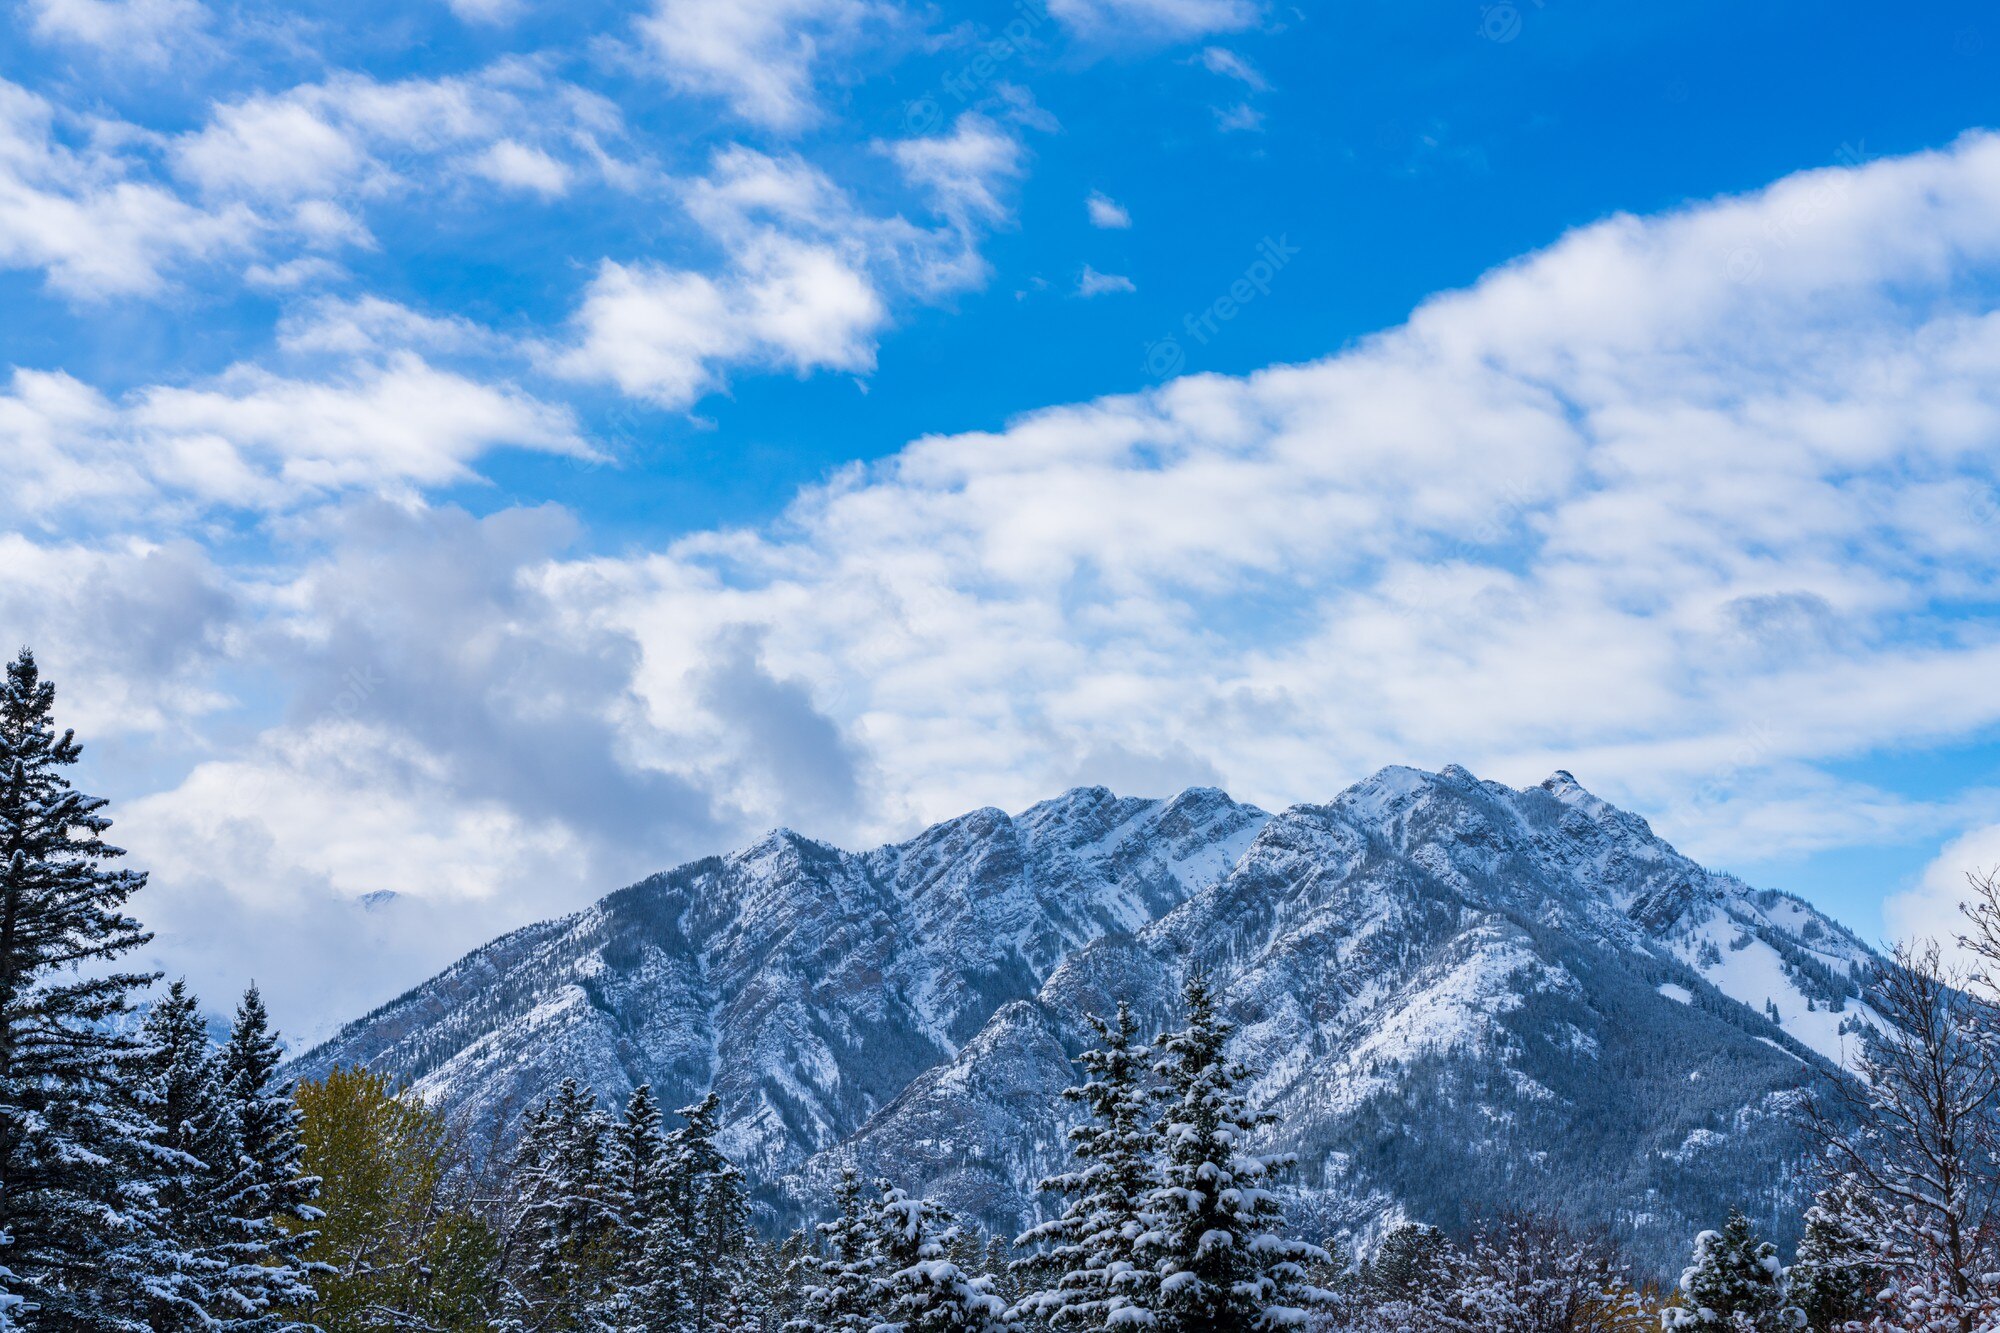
xmin=290 ymin=766 xmax=1877 ymax=1270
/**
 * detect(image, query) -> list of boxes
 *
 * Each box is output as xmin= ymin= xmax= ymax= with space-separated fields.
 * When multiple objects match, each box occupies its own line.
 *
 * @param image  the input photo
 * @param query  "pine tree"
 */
xmin=1662 ymin=1209 xmax=1798 ymax=1331
xmin=1138 ymin=972 xmax=1329 ymax=1332
xmin=792 ymin=1167 xmax=879 ymax=1333
xmin=137 ymin=978 xmax=234 ymax=1329
xmin=1013 ymin=1002 xmax=1160 ymax=1328
xmin=866 ymin=1182 xmax=1010 ymax=1332
xmin=598 ymin=1083 xmax=672 ymax=1330
xmin=510 ymin=1079 xmax=621 ymax=1328
xmin=662 ymin=1091 xmax=758 ymax=1332
xmin=0 ymin=647 xmax=180 ymax=1329
xmin=212 ymin=984 xmax=320 ymax=1327
xmin=1787 ymin=1186 xmax=1878 ymax=1333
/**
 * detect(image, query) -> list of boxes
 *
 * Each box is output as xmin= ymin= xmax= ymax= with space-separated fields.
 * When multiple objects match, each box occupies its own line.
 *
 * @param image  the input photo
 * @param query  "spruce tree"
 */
xmin=1137 ymin=972 xmax=1329 ymax=1333
xmin=213 ymin=984 xmax=320 ymax=1327
xmin=1013 ymin=1002 xmax=1160 ymax=1328
xmin=511 ymin=1079 xmax=620 ymax=1328
xmin=1662 ymin=1209 xmax=1798 ymax=1331
xmin=0 ymin=647 xmax=179 ymax=1329
xmin=663 ymin=1091 xmax=757 ymax=1332
xmin=598 ymin=1083 xmax=672 ymax=1330
xmin=1787 ymin=1188 xmax=1877 ymax=1333
xmin=791 ymin=1167 xmax=879 ymax=1333
xmin=866 ymin=1183 xmax=1010 ymax=1332
xmin=138 ymin=978 xmax=234 ymax=1329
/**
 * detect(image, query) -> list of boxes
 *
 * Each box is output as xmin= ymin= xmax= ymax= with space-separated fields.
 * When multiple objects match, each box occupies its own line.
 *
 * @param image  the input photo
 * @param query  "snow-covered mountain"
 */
xmin=291 ymin=766 xmax=1877 ymax=1268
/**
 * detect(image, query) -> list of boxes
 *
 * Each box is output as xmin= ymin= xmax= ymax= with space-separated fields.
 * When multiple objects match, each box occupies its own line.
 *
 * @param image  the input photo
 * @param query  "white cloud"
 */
xmin=467 ymin=139 xmax=572 ymax=197
xmin=1198 ymin=46 xmax=1267 ymax=89
xmin=1215 ymin=102 xmax=1264 ymax=132
xmin=635 ymin=0 xmax=895 ymax=132
xmin=445 ymin=0 xmax=523 ymax=23
xmin=534 ymin=132 xmax=2000 ymax=855
xmin=554 ymin=119 xmax=1020 ymax=407
xmin=554 ymin=247 xmax=885 ymax=407
xmin=889 ymin=113 xmax=1022 ymax=227
xmin=0 ymin=353 xmax=587 ymax=521
xmin=24 ymin=0 xmax=208 ymax=63
xmin=170 ymin=64 xmax=630 ymax=232
xmin=1887 ymin=824 xmax=2000 ymax=957
xmin=1087 ymin=190 xmax=1131 ymax=229
xmin=0 ymin=80 xmax=255 ymax=297
xmin=1050 ymin=0 xmax=1257 ymax=42
xmin=1078 ymin=264 xmax=1135 ymax=296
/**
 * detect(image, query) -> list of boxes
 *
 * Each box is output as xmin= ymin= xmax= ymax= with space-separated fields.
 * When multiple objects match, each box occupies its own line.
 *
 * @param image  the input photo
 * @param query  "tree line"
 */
xmin=9 ymin=639 xmax=2000 ymax=1331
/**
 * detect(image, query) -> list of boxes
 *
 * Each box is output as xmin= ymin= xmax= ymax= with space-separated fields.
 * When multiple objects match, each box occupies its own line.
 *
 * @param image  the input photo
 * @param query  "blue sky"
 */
xmin=4 ymin=0 xmax=1999 ymax=1039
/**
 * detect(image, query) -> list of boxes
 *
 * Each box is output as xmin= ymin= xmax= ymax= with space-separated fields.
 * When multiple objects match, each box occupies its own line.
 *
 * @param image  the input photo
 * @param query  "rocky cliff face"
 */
xmin=292 ymin=766 xmax=1874 ymax=1267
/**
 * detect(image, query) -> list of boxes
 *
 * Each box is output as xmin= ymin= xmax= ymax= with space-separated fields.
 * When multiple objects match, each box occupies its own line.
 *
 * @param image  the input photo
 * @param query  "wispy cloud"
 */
xmin=1087 ymin=190 xmax=1131 ymax=228
xmin=1078 ymin=264 xmax=1135 ymax=295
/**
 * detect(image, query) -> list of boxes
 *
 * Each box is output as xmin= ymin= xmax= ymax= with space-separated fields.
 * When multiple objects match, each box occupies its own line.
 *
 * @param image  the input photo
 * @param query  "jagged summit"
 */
xmin=291 ymin=765 xmax=1874 ymax=1270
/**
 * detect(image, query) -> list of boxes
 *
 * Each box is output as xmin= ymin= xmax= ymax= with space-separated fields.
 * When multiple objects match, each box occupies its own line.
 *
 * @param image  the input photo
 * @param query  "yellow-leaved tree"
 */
xmin=289 ymin=1066 xmax=499 ymax=1331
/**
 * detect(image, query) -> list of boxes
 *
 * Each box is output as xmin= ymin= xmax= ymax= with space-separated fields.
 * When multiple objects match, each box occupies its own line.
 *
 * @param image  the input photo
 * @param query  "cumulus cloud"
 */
xmin=169 ymin=64 xmax=630 ymax=250
xmin=539 ymin=132 xmax=2000 ymax=852
xmin=1886 ymin=823 xmax=2000 ymax=961
xmin=0 ymin=80 xmax=255 ymax=297
xmin=552 ymin=118 xmax=1021 ymax=407
xmin=24 ymin=0 xmax=208 ymax=63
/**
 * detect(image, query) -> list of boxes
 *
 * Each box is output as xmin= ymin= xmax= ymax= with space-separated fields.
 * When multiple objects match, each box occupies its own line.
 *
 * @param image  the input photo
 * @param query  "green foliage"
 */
xmin=291 ymin=1066 xmax=498 ymax=1332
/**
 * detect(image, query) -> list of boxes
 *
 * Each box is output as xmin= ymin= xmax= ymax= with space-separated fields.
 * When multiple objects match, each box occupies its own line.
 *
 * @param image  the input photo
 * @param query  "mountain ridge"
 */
xmin=291 ymin=765 xmax=1876 ymax=1268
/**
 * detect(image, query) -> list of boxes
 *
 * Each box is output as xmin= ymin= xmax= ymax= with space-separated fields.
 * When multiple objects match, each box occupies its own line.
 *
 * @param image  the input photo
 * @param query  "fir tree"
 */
xmin=1013 ymin=1002 xmax=1160 ymax=1328
xmin=663 ymin=1091 xmax=757 ymax=1332
xmin=212 ymin=984 xmax=320 ymax=1328
xmin=1786 ymin=1186 xmax=1878 ymax=1333
xmin=510 ymin=1079 xmax=620 ymax=1329
xmin=1138 ymin=972 xmax=1329 ymax=1332
xmin=792 ymin=1167 xmax=880 ymax=1333
xmin=0 ymin=647 xmax=179 ymax=1330
xmin=1662 ymin=1209 xmax=1798 ymax=1332
xmin=137 ymin=978 xmax=233 ymax=1330
xmin=866 ymin=1183 xmax=1010 ymax=1332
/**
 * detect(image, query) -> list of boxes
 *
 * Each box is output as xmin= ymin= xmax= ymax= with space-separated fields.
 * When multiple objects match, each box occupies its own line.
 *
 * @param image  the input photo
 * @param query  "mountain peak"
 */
xmin=291 ymin=767 xmax=1877 ymax=1273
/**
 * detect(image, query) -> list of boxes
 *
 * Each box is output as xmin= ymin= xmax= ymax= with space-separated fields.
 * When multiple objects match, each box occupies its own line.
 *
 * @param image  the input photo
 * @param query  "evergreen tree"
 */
xmin=866 ymin=1183 xmax=1010 ymax=1332
xmin=1138 ymin=972 xmax=1330 ymax=1332
xmin=0 ymin=647 xmax=180 ymax=1329
xmin=1013 ymin=1002 xmax=1160 ymax=1328
xmin=137 ymin=978 xmax=234 ymax=1329
xmin=609 ymin=1084 xmax=668 ymax=1249
xmin=792 ymin=1167 xmax=880 ymax=1333
xmin=1786 ymin=1187 xmax=1878 ymax=1333
xmin=661 ymin=1091 xmax=757 ymax=1332
xmin=212 ymin=984 xmax=320 ymax=1327
xmin=509 ymin=1079 xmax=620 ymax=1328
xmin=1662 ymin=1209 xmax=1798 ymax=1331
